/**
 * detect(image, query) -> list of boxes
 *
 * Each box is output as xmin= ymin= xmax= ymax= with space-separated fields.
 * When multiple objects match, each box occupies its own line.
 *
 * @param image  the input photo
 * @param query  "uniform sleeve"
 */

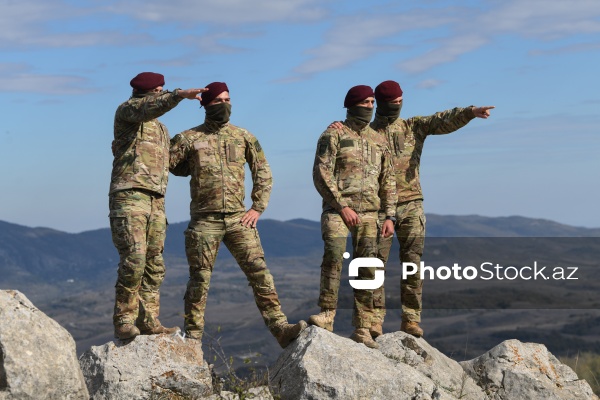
xmin=407 ymin=106 xmax=476 ymax=141
xmin=116 ymin=91 xmax=184 ymax=123
xmin=169 ymin=133 xmax=191 ymax=177
xmin=378 ymin=143 xmax=397 ymax=218
xmin=312 ymin=130 xmax=347 ymax=212
xmin=245 ymin=132 xmax=272 ymax=213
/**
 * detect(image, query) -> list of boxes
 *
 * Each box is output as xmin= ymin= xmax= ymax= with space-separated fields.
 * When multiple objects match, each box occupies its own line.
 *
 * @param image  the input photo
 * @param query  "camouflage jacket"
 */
xmin=371 ymin=106 xmax=475 ymax=203
xmin=313 ymin=117 xmax=396 ymax=217
xmin=169 ymin=120 xmax=272 ymax=217
xmin=109 ymin=90 xmax=184 ymax=196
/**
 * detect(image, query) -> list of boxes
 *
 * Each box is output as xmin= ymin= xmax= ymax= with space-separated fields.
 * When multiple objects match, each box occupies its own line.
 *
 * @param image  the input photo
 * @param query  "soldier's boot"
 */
xmin=308 ymin=308 xmax=336 ymax=332
xmin=350 ymin=328 xmax=379 ymax=349
xmin=370 ymin=321 xmax=383 ymax=339
xmin=401 ymin=320 xmax=424 ymax=338
xmin=272 ymin=320 xmax=308 ymax=348
xmin=138 ymin=319 xmax=180 ymax=335
xmin=114 ymin=323 xmax=140 ymax=340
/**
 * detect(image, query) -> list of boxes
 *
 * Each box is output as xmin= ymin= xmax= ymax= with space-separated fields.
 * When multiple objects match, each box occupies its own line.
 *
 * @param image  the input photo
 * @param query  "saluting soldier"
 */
xmin=110 ymin=72 xmax=206 ymax=340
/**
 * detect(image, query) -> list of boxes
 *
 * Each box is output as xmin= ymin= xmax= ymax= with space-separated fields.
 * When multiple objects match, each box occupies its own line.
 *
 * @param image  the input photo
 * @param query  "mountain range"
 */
xmin=1 ymin=214 xmax=599 ymax=369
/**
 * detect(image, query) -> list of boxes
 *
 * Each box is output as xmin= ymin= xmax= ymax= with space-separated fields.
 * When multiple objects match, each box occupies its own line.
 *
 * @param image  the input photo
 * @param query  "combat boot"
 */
xmin=273 ymin=320 xmax=308 ymax=348
xmin=350 ymin=328 xmax=379 ymax=349
xmin=114 ymin=323 xmax=140 ymax=340
xmin=138 ymin=319 xmax=180 ymax=335
xmin=308 ymin=308 xmax=336 ymax=332
xmin=401 ymin=320 xmax=424 ymax=338
xmin=370 ymin=321 xmax=383 ymax=339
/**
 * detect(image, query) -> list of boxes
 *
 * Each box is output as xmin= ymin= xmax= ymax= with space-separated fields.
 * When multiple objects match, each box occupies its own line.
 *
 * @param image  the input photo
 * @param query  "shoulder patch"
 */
xmin=253 ymin=139 xmax=262 ymax=153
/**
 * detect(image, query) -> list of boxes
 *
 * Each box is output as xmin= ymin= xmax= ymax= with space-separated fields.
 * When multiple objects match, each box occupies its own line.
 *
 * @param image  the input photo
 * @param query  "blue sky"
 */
xmin=1 ymin=0 xmax=599 ymax=233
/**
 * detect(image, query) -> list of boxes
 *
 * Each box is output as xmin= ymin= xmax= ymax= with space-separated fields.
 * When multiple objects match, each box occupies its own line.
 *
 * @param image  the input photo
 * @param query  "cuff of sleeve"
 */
xmin=251 ymin=205 xmax=265 ymax=213
xmin=335 ymin=202 xmax=348 ymax=213
xmin=172 ymin=88 xmax=184 ymax=101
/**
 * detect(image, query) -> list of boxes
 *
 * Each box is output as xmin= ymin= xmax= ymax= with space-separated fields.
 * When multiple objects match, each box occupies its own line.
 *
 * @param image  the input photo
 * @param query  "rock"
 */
xmin=0 ymin=290 xmax=89 ymax=399
xmin=460 ymin=339 xmax=598 ymax=400
xmin=269 ymin=326 xmax=485 ymax=399
xmin=205 ymin=386 xmax=274 ymax=399
xmin=79 ymin=333 xmax=213 ymax=399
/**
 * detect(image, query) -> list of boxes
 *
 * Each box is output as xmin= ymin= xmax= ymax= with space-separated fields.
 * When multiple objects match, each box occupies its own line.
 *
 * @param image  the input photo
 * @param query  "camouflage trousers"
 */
xmin=109 ymin=189 xmax=167 ymax=329
xmin=318 ymin=210 xmax=381 ymax=329
xmin=376 ymin=199 xmax=426 ymax=323
xmin=183 ymin=212 xmax=286 ymax=339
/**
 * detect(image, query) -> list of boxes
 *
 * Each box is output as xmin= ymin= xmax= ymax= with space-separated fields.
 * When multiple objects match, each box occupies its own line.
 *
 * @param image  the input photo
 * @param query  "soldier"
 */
xmin=309 ymin=85 xmax=396 ymax=349
xmin=370 ymin=80 xmax=495 ymax=338
xmin=169 ymin=82 xmax=307 ymax=348
xmin=109 ymin=71 xmax=207 ymax=340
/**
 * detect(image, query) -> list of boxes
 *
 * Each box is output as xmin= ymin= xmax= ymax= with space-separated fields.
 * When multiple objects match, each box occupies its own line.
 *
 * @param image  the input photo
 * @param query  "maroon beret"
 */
xmin=375 ymin=80 xmax=403 ymax=103
xmin=130 ymin=72 xmax=165 ymax=91
xmin=201 ymin=82 xmax=229 ymax=106
xmin=344 ymin=85 xmax=374 ymax=108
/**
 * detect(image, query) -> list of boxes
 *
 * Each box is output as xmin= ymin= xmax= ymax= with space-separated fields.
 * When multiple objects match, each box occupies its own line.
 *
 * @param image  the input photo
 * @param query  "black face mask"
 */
xmin=347 ymin=105 xmax=374 ymax=125
xmin=205 ymin=102 xmax=232 ymax=125
xmin=377 ymin=101 xmax=402 ymax=121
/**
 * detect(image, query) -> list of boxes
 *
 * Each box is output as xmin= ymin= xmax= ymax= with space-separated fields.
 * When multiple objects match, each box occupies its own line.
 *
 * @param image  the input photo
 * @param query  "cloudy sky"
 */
xmin=1 ymin=0 xmax=599 ymax=233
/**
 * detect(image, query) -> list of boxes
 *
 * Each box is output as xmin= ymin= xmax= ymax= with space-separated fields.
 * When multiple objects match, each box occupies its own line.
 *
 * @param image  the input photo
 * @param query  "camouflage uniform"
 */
xmin=169 ymin=119 xmax=287 ymax=339
xmin=313 ymin=117 xmax=396 ymax=329
xmin=109 ymin=90 xmax=183 ymax=329
xmin=372 ymin=106 xmax=476 ymax=323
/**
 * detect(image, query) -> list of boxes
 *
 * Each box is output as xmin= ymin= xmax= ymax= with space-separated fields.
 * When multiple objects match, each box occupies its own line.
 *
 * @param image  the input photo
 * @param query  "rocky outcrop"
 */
xmin=269 ymin=326 xmax=597 ymax=400
xmin=460 ymin=339 xmax=598 ymax=399
xmin=0 ymin=290 xmax=89 ymax=399
xmin=269 ymin=326 xmax=484 ymax=399
xmin=79 ymin=333 xmax=213 ymax=399
xmin=2 ymin=290 xmax=597 ymax=399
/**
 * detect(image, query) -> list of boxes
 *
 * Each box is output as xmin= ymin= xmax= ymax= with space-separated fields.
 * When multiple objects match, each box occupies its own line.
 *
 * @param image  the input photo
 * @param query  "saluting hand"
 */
xmin=177 ymin=88 xmax=209 ymax=100
xmin=473 ymin=106 xmax=495 ymax=119
xmin=241 ymin=209 xmax=261 ymax=228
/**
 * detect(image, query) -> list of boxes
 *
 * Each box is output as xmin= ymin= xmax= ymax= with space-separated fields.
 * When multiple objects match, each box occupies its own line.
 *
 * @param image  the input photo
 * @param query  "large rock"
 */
xmin=0 ymin=290 xmax=89 ymax=399
xmin=269 ymin=326 xmax=485 ymax=399
xmin=79 ymin=333 xmax=213 ymax=399
xmin=460 ymin=339 xmax=598 ymax=400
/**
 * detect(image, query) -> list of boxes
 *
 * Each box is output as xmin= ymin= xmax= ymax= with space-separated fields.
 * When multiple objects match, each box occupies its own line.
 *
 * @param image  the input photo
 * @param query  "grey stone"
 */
xmin=460 ymin=339 xmax=598 ymax=400
xmin=79 ymin=333 xmax=212 ymax=399
xmin=269 ymin=326 xmax=485 ymax=400
xmin=0 ymin=290 xmax=89 ymax=400
xmin=205 ymin=386 xmax=273 ymax=399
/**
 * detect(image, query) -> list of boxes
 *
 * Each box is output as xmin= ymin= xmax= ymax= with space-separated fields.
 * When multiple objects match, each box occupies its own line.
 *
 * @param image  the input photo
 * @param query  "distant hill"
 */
xmin=1 ymin=215 xmax=599 ymax=287
xmin=2 ymin=215 xmax=599 ymax=364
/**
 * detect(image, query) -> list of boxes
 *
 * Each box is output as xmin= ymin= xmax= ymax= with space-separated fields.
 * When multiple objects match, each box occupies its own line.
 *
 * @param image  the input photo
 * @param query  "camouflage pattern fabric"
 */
xmin=169 ymin=119 xmax=271 ymax=216
xmin=318 ymin=211 xmax=381 ymax=328
xmin=370 ymin=106 xmax=474 ymax=324
xmin=110 ymin=90 xmax=183 ymax=196
xmin=371 ymin=107 xmax=475 ymax=203
xmin=313 ymin=115 xmax=396 ymax=329
xmin=170 ymin=119 xmax=284 ymax=339
xmin=376 ymin=200 xmax=426 ymax=323
xmin=109 ymin=189 xmax=167 ymax=328
xmin=313 ymin=118 xmax=396 ymax=217
xmin=183 ymin=212 xmax=286 ymax=339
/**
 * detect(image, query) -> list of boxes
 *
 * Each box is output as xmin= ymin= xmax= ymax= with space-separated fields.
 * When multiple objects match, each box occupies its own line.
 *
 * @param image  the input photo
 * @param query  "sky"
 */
xmin=1 ymin=0 xmax=599 ymax=233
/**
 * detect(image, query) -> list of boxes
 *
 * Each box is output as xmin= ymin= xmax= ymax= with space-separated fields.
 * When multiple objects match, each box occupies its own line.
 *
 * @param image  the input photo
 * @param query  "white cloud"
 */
xmin=289 ymin=10 xmax=456 ymax=79
xmin=416 ymin=78 xmax=445 ymax=89
xmin=292 ymin=0 xmax=600 ymax=77
xmin=105 ymin=0 xmax=328 ymax=24
xmin=0 ymin=0 xmax=152 ymax=48
xmin=0 ymin=63 xmax=94 ymax=94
